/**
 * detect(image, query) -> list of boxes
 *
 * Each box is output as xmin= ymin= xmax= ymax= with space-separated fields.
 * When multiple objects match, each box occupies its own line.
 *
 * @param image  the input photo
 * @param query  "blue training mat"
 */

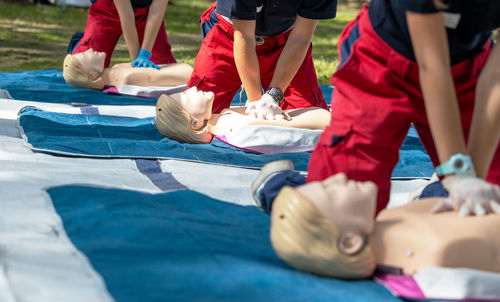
xmin=18 ymin=107 xmax=434 ymax=176
xmin=0 ymin=69 xmax=333 ymax=106
xmin=48 ymin=185 xmax=402 ymax=302
xmin=0 ymin=70 xmax=157 ymax=106
xmin=18 ymin=107 xmax=312 ymax=171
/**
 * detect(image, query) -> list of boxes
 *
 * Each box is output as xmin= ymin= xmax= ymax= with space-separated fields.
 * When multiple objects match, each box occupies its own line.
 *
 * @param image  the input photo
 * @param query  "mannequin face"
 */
xmin=171 ymin=87 xmax=215 ymax=130
xmin=73 ymin=49 xmax=106 ymax=81
xmin=297 ymin=173 xmax=377 ymax=254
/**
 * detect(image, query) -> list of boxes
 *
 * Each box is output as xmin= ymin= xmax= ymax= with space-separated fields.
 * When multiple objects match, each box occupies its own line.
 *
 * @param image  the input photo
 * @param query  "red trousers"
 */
xmin=307 ymin=5 xmax=500 ymax=215
xmin=73 ymin=0 xmax=176 ymax=68
xmin=187 ymin=3 xmax=328 ymax=114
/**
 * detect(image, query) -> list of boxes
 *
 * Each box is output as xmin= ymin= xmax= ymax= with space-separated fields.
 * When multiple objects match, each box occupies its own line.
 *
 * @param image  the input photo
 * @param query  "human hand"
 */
xmin=245 ymin=94 xmax=291 ymax=120
xmin=431 ymin=175 xmax=500 ymax=216
xmin=131 ymin=49 xmax=160 ymax=69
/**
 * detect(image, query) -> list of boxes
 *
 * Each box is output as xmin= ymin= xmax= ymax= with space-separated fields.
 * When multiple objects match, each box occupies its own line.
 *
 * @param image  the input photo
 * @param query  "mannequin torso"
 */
xmin=102 ymin=62 xmax=193 ymax=87
xmin=208 ymin=107 xmax=331 ymax=136
xmin=373 ymin=198 xmax=500 ymax=274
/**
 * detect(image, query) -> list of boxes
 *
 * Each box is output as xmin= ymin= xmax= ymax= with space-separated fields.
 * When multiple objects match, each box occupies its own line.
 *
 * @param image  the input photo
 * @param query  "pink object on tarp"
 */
xmin=374 ymin=268 xmax=500 ymax=302
xmin=374 ymin=274 xmax=425 ymax=300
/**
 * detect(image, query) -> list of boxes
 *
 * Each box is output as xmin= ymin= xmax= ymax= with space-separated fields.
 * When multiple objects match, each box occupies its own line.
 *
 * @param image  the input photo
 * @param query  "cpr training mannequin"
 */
xmin=270 ymin=173 xmax=500 ymax=279
xmin=63 ymin=48 xmax=193 ymax=90
xmin=155 ymin=86 xmax=331 ymax=144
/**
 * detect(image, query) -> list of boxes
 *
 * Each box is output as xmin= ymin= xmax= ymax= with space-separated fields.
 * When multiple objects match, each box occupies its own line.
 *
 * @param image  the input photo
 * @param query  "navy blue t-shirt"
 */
xmin=130 ymin=0 xmax=152 ymax=8
xmin=102 ymin=0 xmax=152 ymax=8
xmin=369 ymin=0 xmax=500 ymax=64
xmin=216 ymin=0 xmax=337 ymax=37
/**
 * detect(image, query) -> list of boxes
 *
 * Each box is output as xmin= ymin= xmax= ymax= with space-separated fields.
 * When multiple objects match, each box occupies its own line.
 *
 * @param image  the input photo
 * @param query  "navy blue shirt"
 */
xmin=130 ymin=0 xmax=152 ymax=8
xmin=101 ymin=0 xmax=152 ymax=8
xmin=369 ymin=0 xmax=500 ymax=64
xmin=216 ymin=0 xmax=337 ymax=37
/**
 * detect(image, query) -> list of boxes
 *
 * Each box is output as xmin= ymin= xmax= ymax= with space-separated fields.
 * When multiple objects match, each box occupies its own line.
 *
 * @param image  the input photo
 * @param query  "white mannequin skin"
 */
xmin=73 ymin=48 xmax=193 ymax=87
xmin=169 ymin=86 xmax=331 ymax=143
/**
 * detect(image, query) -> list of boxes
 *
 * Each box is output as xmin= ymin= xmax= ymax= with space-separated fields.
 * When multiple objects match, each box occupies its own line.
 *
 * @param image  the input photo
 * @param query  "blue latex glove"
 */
xmin=131 ymin=49 xmax=160 ymax=69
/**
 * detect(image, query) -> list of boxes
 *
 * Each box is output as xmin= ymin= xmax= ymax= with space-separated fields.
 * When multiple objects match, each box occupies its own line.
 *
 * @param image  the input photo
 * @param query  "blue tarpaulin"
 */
xmin=18 ymin=107 xmax=313 ymax=171
xmin=18 ymin=107 xmax=434 ymax=176
xmin=0 ymin=69 xmax=334 ymax=106
xmin=48 ymin=185 xmax=402 ymax=302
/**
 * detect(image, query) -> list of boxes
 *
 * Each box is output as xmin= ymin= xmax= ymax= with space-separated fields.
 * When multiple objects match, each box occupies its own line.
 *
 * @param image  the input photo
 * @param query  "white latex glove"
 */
xmin=431 ymin=175 xmax=500 ymax=216
xmin=245 ymin=94 xmax=291 ymax=120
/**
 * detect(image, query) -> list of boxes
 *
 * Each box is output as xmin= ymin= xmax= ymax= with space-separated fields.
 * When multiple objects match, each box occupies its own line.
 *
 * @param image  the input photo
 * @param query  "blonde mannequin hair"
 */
xmin=63 ymin=54 xmax=105 ymax=90
xmin=270 ymin=186 xmax=376 ymax=279
xmin=155 ymin=93 xmax=208 ymax=144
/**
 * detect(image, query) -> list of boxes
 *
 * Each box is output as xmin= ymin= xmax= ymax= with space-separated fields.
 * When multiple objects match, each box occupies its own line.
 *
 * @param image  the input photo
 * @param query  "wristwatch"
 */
xmin=265 ymin=87 xmax=284 ymax=106
xmin=435 ymin=153 xmax=474 ymax=176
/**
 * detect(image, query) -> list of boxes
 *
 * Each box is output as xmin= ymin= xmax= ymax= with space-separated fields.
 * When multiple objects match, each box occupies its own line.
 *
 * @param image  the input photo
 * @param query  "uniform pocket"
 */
xmin=187 ymin=73 xmax=205 ymax=88
xmin=311 ymin=85 xmax=327 ymax=108
xmin=319 ymin=121 xmax=353 ymax=148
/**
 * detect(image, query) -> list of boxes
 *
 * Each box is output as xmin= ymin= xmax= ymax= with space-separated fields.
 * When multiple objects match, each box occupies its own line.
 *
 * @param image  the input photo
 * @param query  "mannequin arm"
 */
xmin=406 ymin=11 xmax=467 ymax=164
xmin=269 ymin=16 xmax=318 ymax=92
xmin=114 ymin=0 xmax=140 ymax=61
xmin=468 ymin=31 xmax=500 ymax=178
xmin=233 ymin=19 xmax=263 ymax=102
xmin=141 ymin=0 xmax=169 ymax=52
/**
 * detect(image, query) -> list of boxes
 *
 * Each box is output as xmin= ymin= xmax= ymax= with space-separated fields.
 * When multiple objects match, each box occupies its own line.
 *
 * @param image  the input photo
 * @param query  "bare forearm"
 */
xmin=407 ymin=11 xmax=467 ymax=165
xmin=233 ymin=26 xmax=262 ymax=101
xmin=270 ymin=32 xmax=312 ymax=91
xmin=142 ymin=0 xmax=168 ymax=52
xmin=115 ymin=0 xmax=140 ymax=60
xmin=420 ymin=66 xmax=467 ymax=163
xmin=469 ymin=41 xmax=500 ymax=177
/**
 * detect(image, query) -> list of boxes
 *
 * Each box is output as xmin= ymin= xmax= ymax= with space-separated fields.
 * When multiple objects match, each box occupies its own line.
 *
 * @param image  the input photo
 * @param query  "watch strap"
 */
xmin=265 ymin=87 xmax=284 ymax=106
xmin=435 ymin=153 xmax=474 ymax=176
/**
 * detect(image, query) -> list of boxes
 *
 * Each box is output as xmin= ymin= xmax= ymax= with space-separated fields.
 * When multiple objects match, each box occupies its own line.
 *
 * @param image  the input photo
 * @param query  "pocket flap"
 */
xmin=319 ymin=122 xmax=353 ymax=147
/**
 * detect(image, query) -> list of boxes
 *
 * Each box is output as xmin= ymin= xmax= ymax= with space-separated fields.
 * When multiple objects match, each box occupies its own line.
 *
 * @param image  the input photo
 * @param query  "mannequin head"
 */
xmin=63 ymin=49 xmax=106 ymax=90
xmin=271 ymin=173 xmax=378 ymax=279
xmin=155 ymin=87 xmax=215 ymax=144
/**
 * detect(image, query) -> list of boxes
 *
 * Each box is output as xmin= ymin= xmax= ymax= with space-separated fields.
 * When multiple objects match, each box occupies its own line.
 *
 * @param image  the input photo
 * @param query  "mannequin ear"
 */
xmin=87 ymin=71 xmax=99 ymax=81
xmin=190 ymin=119 xmax=206 ymax=131
xmin=338 ymin=232 xmax=365 ymax=255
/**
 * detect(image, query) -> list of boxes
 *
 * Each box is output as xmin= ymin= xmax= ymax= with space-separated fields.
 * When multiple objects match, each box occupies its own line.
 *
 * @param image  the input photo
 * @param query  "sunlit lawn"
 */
xmin=0 ymin=0 xmax=358 ymax=84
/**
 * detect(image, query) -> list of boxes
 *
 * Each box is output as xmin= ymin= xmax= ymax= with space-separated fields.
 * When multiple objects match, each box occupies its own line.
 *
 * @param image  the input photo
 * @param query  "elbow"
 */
xmin=233 ymin=33 xmax=255 ymax=49
xmin=417 ymin=59 xmax=449 ymax=75
xmin=417 ymin=59 xmax=451 ymax=81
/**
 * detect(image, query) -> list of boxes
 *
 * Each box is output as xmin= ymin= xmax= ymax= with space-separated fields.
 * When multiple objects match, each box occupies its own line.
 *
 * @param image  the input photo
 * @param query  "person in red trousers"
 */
xmin=70 ymin=0 xmax=176 ymax=70
xmin=253 ymin=0 xmax=500 ymax=217
xmin=187 ymin=0 xmax=337 ymax=116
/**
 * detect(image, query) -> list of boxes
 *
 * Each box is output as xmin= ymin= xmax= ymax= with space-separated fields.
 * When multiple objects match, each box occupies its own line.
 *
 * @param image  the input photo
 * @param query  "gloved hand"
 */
xmin=245 ymin=94 xmax=291 ymax=120
xmin=431 ymin=175 xmax=500 ymax=216
xmin=131 ymin=49 xmax=160 ymax=70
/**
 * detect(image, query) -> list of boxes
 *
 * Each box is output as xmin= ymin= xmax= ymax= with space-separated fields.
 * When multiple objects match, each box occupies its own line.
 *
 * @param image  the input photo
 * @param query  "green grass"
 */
xmin=0 ymin=0 xmax=357 ymax=84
